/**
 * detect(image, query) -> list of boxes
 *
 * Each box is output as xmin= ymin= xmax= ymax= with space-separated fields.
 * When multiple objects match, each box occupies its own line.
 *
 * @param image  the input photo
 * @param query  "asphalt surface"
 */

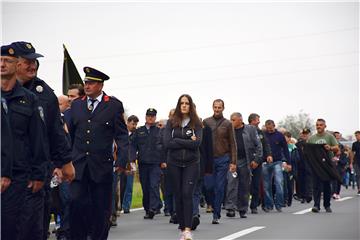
xmin=49 ymin=188 xmax=360 ymax=240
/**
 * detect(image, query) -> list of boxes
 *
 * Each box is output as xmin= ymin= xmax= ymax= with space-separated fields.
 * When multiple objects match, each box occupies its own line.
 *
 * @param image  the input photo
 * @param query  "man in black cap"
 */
xmin=131 ymin=108 xmax=164 ymax=219
xmin=11 ymin=41 xmax=75 ymax=240
xmin=295 ymin=128 xmax=313 ymax=204
xmin=68 ymin=66 xmax=129 ymax=239
xmin=1 ymin=43 xmax=48 ymax=240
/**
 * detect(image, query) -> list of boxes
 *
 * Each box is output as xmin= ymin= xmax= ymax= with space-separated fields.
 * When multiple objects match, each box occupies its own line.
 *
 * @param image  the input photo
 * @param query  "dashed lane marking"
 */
xmin=217 ymin=226 xmax=265 ymax=240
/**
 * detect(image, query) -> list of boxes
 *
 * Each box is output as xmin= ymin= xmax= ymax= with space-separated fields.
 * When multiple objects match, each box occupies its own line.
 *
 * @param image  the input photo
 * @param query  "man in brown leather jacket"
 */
xmin=203 ymin=99 xmax=237 ymax=224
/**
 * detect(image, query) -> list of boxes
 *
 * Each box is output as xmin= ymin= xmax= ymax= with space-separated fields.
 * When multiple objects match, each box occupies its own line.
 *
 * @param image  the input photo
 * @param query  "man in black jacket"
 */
xmin=248 ymin=113 xmax=272 ymax=214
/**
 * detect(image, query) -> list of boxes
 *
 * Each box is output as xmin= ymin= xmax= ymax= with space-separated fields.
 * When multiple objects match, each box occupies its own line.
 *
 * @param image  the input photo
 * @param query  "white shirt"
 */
xmin=87 ymin=92 xmax=103 ymax=112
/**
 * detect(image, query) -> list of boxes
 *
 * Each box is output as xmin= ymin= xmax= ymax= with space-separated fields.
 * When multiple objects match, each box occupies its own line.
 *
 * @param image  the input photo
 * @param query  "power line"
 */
xmin=112 ymin=64 xmax=357 ymax=90
xmin=46 ymin=27 xmax=358 ymax=62
xmin=111 ymin=50 xmax=358 ymax=78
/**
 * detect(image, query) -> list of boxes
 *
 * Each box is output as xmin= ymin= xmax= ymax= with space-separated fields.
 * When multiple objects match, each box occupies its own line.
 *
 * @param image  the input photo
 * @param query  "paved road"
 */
xmin=108 ymin=188 xmax=359 ymax=240
xmin=49 ymin=188 xmax=359 ymax=240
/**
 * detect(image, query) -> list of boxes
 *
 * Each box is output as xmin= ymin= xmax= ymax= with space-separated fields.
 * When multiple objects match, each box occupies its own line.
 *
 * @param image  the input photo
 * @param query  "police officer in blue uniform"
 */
xmin=1 ymin=43 xmax=48 ymax=240
xmin=68 ymin=66 xmax=129 ymax=240
xmin=11 ymin=41 xmax=75 ymax=240
xmin=131 ymin=108 xmax=165 ymax=219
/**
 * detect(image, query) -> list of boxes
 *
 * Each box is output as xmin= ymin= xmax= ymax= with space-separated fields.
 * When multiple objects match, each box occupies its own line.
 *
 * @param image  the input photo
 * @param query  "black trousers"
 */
xmin=1 ymin=180 xmax=27 ymax=240
xmin=312 ymin=175 xmax=331 ymax=209
xmin=250 ymin=164 xmax=262 ymax=210
xmin=138 ymin=164 xmax=161 ymax=213
xmin=70 ymin=167 xmax=113 ymax=240
xmin=17 ymin=187 xmax=46 ymax=240
xmin=168 ymin=163 xmax=199 ymax=230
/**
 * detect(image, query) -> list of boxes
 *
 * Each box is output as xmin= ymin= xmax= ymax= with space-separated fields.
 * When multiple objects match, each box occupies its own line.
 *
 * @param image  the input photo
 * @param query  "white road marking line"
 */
xmin=217 ymin=226 xmax=265 ymax=240
xmin=294 ymin=196 xmax=354 ymax=214
xmin=335 ymin=196 xmax=353 ymax=202
xmin=125 ymin=207 xmax=144 ymax=212
xmin=293 ymin=208 xmax=312 ymax=215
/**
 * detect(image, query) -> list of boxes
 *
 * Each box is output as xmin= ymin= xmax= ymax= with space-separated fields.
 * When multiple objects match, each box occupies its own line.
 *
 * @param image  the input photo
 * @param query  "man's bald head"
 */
xmin=58 ymin=95 xmax=70 ymax=113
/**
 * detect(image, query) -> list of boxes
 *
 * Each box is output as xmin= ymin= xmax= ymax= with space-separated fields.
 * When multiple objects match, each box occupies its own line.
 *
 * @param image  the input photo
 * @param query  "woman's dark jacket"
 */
xmin=163 ymin=120 xmax=203 ymax=167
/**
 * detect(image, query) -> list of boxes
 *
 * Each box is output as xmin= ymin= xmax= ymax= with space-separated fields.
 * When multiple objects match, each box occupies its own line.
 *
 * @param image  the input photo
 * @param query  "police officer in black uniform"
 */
xmin=11 ymin=41 xmax=75 ymax=240
xmin=68 ymin=67 xmax=129 ymax=240
xmin=131 ymin=108 xmax=164 ymax=219
xmin=1 ymin=100 xmax=14 ymax=194
xmin=1 ymin=43 xmax=48 ymax=240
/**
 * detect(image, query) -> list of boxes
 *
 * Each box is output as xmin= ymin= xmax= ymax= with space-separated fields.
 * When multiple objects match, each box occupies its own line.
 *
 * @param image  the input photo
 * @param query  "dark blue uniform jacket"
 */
xmin=69 ymin=93 xmax=129 ymax=183
xmin=2 ymin=81 xmax=48 ymax=181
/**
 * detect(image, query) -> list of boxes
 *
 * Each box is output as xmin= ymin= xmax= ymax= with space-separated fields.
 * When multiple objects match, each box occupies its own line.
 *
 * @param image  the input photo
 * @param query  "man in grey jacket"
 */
xmin=225 ymin=112 xmax=262 ymax=218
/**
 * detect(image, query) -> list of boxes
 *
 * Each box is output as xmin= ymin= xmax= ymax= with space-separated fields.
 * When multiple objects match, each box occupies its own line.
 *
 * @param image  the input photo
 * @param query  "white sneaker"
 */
xmin=179 ymin=231 xmax=185 ymax=240
xmin=183 ymin=230 xmax=193 ymax=240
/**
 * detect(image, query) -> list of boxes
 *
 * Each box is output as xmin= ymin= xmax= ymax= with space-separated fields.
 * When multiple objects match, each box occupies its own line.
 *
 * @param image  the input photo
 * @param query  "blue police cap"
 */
xmin=1 ymin=44 xmax=18 ymax=57
xmin=146 ymin=108 xmax=157 ymax=116
xmin=11 ymin=41 xmax=44 ymax=59
xmin=83 ymin=66 xmax=110 ymax=82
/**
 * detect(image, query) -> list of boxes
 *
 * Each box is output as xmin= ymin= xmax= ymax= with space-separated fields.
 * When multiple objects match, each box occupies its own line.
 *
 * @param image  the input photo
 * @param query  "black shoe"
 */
xmin=251 ymin=208 xmax=258 ymax=214
xmin=212 ymin=218 xmax=219 ymax=224
xmin=293 ymin=194 xmax=301 ymax=201
xmin=239 ymin=211 xmax=247 ymax=218
xmin=164 ymin=211 xmax=170 ymax=217
xmin=311 ymin=206 xmax=320 ymax=213
xmin=275 ymin=207 xmax=282 ymax=212
xmin=200 ymin=196 xmax=206 ymax=208
xmin=226 ymin=209 xmax=235 ymax=218
xmin=110 ymin=215 xmax=117 ymax=227
xmin=306 ymin=197 xmax=312 ymax=203
xmin=325 ymin=207 xmax=332 ymax=213
xmin=169 ymin=214 xmax=178 ymax=224
xmin=155 ymin=209 xmax=161 ymax=215
xmin=191 ymin=215 xmax=200 ymax=230
xmin=144 ymin=211 xmax=155 ymax=219
xmin=262 ymin=206 xmax=270 ymax=213
xmin=123 ymin=209 xmax=130 ymax=214
xmin=300 ymin=198 xmax=306 ymax=204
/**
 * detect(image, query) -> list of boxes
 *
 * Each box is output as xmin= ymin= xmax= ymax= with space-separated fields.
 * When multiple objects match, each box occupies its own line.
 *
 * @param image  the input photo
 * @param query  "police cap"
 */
xmin=1 ymin=44 xmax=18 ymax=58
xmin=83 ymin=67 xmax=110 ymax=82
xmin=11 ymin=41 xmax=44 ymax=59
xmin=146 ymin=108 xmax=157 ymax=116
xmin=302 ymin=128 xmax=311 ymax=134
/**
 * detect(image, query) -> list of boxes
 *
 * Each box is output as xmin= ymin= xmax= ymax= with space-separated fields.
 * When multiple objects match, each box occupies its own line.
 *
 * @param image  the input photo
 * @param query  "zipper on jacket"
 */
xmin=182 ymin=127 xmax=186 ymax=166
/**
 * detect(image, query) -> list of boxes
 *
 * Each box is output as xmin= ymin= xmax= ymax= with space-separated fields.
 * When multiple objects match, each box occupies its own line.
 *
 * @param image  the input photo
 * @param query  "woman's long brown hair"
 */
xmin=170 ymin=94 xmax=203 ymax=129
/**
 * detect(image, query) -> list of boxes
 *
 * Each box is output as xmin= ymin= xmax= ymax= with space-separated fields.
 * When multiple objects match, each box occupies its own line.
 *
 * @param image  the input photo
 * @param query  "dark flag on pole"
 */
xmin=62 ymin=44 xmax=83 ymax=95
xmin=303 ymin=143 xmax=342 ymax=182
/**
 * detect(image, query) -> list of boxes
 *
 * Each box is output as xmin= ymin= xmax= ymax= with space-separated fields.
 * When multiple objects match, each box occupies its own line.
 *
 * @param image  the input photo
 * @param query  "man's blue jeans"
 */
xmin=122 ymin=174 xmax=134 ymax=211
xmin=262 ymin=161 xmax=284 ymax=209
xmin=213 ymin=155 xmax=230 ymax=219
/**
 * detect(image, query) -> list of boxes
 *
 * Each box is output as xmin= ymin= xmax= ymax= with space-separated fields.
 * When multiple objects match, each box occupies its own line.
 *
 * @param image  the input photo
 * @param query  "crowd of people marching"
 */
xmin=1 ymin=41 xmax=360 ymax=240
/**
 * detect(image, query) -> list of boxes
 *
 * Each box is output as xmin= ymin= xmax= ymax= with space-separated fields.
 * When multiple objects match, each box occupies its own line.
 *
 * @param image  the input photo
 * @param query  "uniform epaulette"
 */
xmin=109 ymin=95 xmax=122 ymax=103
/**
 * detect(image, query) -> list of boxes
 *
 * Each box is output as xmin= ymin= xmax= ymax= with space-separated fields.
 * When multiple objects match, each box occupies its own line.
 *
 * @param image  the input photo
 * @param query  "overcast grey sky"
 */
xmin=2 ymin=1 xmax=359 ymax=137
